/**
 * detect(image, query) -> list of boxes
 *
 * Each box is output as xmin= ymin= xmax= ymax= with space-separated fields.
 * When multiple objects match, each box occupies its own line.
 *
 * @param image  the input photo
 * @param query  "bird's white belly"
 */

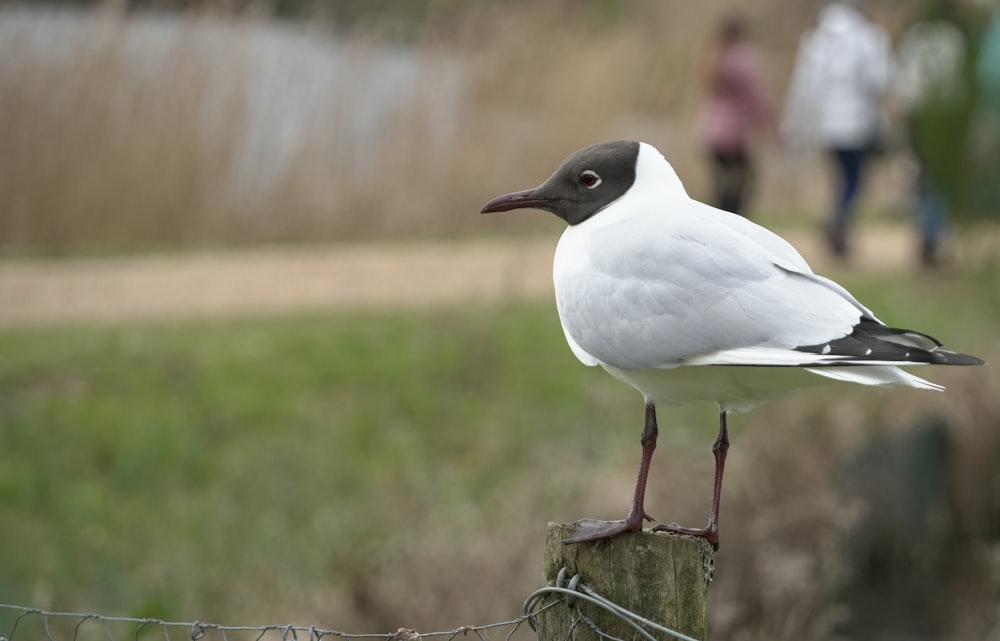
xmin=600 ymin=363 xmax=837 ymax=412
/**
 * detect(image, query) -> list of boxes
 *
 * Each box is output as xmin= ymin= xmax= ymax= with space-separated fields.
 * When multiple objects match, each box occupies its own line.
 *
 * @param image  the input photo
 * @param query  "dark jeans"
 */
xmin=914 ymin=170 xmax=946 ymax=266
xmin=709 ymin=148 xmax=754 ymax=216
xmin=826 ymin=147 xmax=869 ymax=257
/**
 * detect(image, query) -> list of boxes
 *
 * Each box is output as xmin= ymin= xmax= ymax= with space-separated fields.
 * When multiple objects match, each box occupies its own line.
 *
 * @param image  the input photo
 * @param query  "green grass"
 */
xmin=0 ymin=302 xmax=643 ymax=625
xmin=0 ymin=269 xmax=998 ymax=637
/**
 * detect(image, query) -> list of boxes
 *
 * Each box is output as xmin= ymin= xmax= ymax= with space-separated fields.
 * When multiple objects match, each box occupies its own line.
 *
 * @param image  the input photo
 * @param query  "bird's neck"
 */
xmin=635 ymin=143 xmax=688 ymax=198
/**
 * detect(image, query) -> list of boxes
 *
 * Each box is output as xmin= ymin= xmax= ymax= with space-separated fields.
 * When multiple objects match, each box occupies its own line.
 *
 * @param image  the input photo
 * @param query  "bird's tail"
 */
xmin=805 ymin=365 xmax=945 ymax=390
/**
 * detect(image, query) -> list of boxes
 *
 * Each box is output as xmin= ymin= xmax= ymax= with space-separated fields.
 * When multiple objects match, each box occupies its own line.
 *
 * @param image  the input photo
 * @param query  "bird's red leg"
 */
xmin=652 ymin=410 xmax=729 ymax=550
xmin=563 ymin=403 xmax=658 ymax=544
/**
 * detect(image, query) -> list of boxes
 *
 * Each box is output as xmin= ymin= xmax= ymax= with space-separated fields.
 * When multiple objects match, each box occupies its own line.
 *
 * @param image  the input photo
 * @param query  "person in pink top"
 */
xmin=698 ymin=14 xmax=776 ymax=217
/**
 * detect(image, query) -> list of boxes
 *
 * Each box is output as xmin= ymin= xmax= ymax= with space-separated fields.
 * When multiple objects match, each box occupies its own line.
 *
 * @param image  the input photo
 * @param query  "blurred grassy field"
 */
xmin=1 ymin=267 xmax=998 ymax=639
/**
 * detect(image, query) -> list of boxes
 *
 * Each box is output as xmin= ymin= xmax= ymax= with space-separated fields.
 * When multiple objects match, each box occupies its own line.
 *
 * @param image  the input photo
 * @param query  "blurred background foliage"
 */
xmin=1 ymin=1 xmax=999 ymax=640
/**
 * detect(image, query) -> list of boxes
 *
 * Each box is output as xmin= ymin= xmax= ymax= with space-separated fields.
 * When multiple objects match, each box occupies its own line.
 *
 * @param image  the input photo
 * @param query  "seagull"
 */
xmin=480 ymin=140 xmax=984 ymax=549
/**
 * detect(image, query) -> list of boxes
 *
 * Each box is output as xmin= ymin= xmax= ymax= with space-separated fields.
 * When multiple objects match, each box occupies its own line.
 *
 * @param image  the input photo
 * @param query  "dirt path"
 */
xmin=0 ymin=228 xmax=918 ymax=327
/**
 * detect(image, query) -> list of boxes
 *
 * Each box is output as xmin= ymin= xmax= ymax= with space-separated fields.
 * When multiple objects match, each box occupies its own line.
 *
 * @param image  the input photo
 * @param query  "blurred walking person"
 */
xmin=782 ymin=1 xmax=893 ymax=259
xmin=698 ymin=14 xmax=776 ymax=217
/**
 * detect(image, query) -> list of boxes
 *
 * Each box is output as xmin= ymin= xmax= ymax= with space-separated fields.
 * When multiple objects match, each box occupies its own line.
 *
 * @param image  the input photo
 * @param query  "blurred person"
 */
xmin=697 ymin=13 xmax=776 ymax=217
xmin=782 ymin=0 xmax=893 ymax=259
xmin=896 ymin=0 xmax=969 ymax=267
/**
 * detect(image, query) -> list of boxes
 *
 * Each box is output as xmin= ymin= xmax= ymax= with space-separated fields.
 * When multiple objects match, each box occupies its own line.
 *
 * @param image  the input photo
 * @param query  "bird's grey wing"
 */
xmin=554 ymin=198 xmax=870 ymax=370
xmin=702 ymin=205 xmax=880 ymax=320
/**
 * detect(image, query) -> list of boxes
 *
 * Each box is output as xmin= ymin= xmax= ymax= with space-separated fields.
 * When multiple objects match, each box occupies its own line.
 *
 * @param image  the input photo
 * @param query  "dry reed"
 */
xmin=0 ymin=2 xmax=917 ymax=253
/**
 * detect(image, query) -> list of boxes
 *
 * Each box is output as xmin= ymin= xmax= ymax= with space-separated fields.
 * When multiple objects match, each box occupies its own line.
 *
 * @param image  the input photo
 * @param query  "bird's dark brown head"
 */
xmin=480 ymin=140 xmax=640 ymax=226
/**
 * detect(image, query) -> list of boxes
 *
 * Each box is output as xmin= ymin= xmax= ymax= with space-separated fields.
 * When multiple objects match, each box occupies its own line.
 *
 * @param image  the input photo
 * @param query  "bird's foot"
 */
xmin=651 ymin=522 xmax=719 ymax=551
xmin=562 ymin=512 xmax=654 ymax=544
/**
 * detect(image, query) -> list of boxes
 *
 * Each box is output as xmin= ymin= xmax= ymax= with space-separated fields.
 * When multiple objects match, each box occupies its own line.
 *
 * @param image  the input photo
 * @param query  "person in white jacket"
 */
xmin=782 ymin=1 xmax=893 ymax=259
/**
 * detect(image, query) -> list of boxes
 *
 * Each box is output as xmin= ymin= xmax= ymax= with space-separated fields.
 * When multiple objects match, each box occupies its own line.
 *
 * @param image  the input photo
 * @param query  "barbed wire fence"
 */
xmin=0 ymin=569 xmax=698 ymax=641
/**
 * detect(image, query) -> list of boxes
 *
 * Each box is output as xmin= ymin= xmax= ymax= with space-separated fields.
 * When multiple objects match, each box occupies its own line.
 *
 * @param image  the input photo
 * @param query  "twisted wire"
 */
xmin=2 ymin=569 xmax=698 ymax=641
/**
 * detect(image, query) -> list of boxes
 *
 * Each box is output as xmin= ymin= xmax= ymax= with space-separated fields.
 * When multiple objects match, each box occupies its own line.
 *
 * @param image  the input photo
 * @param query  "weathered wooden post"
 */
xmin=537 ymin=523 xmax=714 ymax=641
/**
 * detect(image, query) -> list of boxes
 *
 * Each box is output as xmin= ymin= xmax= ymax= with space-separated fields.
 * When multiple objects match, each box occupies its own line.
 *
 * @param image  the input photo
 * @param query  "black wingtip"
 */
xmin=796 ymin=321 xmax=985 ymax=366
xmin=930 ymin=350 xmax=986 ymax=366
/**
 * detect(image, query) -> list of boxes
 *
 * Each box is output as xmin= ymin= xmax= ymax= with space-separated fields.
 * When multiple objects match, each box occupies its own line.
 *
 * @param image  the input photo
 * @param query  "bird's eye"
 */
xmin=579 ymin=170 xmax=602 ymax=189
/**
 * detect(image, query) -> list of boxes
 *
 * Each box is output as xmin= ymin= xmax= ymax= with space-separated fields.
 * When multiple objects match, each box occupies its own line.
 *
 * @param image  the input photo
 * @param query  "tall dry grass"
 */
xmin=0 ymin=9 xmax=249 ymax=248
xmin=0 ymin=2 xmax=919 ymax=253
